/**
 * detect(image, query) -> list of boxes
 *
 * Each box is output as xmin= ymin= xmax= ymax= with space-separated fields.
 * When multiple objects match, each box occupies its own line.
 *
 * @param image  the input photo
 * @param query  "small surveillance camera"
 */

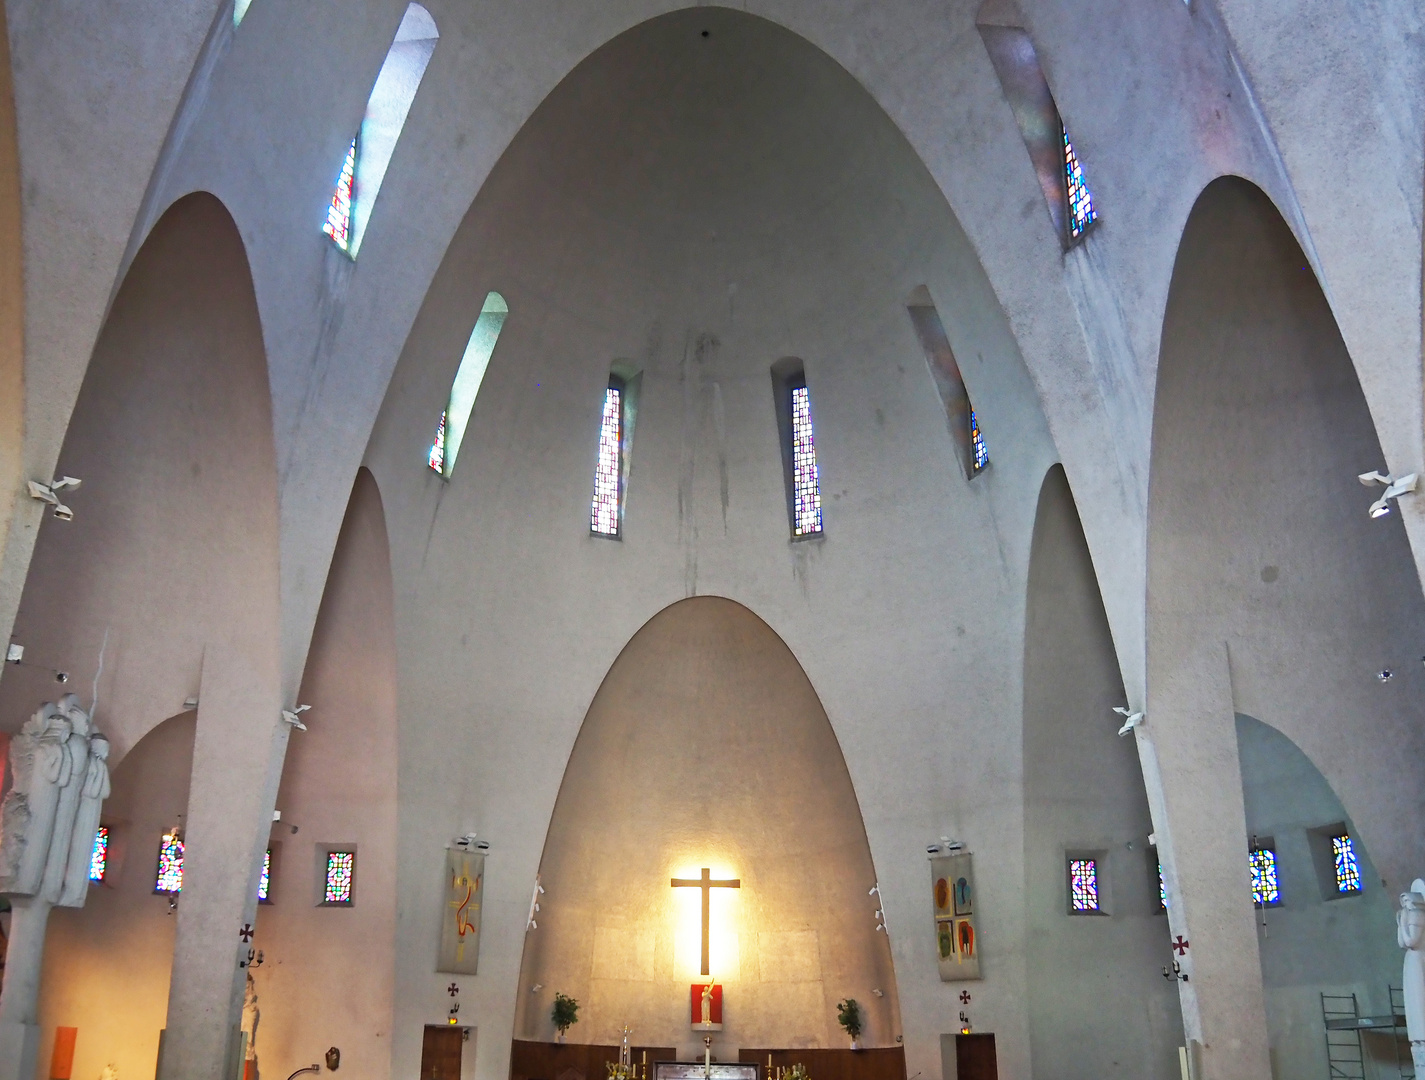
xmin=1378 ymin=669 xmax=1395 ymax=683
xmin=55 ymin=671 xmax=68 ymax=683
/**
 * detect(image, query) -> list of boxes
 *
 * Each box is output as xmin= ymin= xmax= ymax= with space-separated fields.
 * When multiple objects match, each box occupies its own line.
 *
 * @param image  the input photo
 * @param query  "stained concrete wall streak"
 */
xmin=254 ymin=468 xmax=400 ymax=1080
xmin=1235 ymin=714 xmax=1401 ymax=1080
xmin=35 ymin=712 xmax=196 ymax=1080
xmin=1022 ymin=466 xmax=1182 ymax=1080
xmin=368 ymin=12 xmax=1058 ymax=1080
xmin=515 ymin=596 xmax=900 ymax=1055
xmin=1147 ymin=177 xmax=1425 ymax=1077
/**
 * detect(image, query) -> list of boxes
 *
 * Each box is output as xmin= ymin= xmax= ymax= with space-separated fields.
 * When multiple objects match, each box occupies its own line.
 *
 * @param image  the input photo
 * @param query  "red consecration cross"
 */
xmin=1172 ymin=936 xmax=1190 ymax=956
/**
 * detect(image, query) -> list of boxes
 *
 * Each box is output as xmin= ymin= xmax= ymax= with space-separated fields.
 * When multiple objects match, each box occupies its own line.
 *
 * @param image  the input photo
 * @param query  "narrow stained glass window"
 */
xmin=1070 ymin=858 xmax=1099 ymax=912
xmin=1249 ymin=848 xmax=1280 ymax=906
xmin=323 ymin=138 xmax=357 ymax=251
xmin=88 ymin=826 xmax=108 ymax=883
xmin=790 ymin=386 xmax=823 ymax=537
xmin=155 ymin=831 xmax=184 ymax=894
xmin=428 ymin=410 xmax=447 ymax=474
xmin=1064 ymin=126 xmax=1097 ymax=240
xmin=429 ymin=292 xmax=508 ymax=477
xmin=324 ymin=851 xmax=354 ymax=904
xmin=1158 ymin=860 xmax=1168 ymax=910
xmin=258 ymin=848 xmax=272 ymax=903
xmin=233 ymin=0 xmax=254 ymax=26
xmin=1333 ymin=834 xmax=1362 ymax=893
xmin=591 ymin=386 xmax=623 ymax=536
xmin=969 ymin=410 xmax=990 ymax=473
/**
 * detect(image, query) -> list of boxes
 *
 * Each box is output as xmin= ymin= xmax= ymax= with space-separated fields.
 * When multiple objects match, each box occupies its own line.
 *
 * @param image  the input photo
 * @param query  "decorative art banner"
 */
xmin=931 ymin=852 xmax=979 ymax=981
xmin=438 ymin=848 xmax=484 ymax=975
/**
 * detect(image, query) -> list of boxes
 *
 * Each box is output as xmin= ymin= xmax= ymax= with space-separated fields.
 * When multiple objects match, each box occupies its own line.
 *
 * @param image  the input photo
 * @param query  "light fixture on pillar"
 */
xmin=1113 ymin=706 xmax=1144 ymax=737
xmin=26 ymin=476 xmax=81 ymax=520
xmin=281 ymin=704 xmax=310 ymax=731
xmin=1358 ymin=470 xmax=1418 ymax=518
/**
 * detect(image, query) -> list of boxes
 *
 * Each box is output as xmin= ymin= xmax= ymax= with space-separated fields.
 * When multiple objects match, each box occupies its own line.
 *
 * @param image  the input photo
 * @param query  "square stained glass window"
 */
xmin=322 ymin=138 xmax=357 ymax=252
xmin=1249 ymin=848 xmax=1280 ymax=906
xmin=790 ymin=385 xmax=823 ymax=537
xmin=88 ymin=826 xmax=109 ymax=883
xmin=591 ymin=386 xmax=622 ymax=536
xmin=1070 ymin=858 xmax=1099 ymax=912
xmin=1063 ymin=126 xmax=1097 ymax=240
xmin=1333 ymin=834 xmax=1362 ymax=893
xmin=324 ymin=851 xmax=354 ymax=905
xmin=258 ymin=848 xmax=272 ymax=903
xmin=155 ymin=832 xmax=184 ymax=894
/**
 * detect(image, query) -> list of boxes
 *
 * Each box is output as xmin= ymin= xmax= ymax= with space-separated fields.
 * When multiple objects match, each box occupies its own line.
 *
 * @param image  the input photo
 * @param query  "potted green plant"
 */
xmin=551 ymin=992 xmax=580 ymax=1043
xmin=836 ymin=998 xmax=862 ymax=1050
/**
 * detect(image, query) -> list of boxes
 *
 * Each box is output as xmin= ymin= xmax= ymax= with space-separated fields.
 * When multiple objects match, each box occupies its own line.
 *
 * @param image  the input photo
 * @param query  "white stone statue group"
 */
xmin=0 ymin=694 xmax=110 ymax=907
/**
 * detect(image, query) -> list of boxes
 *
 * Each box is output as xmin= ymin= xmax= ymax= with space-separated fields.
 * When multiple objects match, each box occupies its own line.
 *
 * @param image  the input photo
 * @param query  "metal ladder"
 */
xmin=1322 ymin=993 xmax=1366 ymax=1080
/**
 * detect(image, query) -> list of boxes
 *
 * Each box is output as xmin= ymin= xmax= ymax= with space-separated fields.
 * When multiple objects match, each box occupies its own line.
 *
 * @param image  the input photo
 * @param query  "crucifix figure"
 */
xmin=671 ymin=867 xmax=740 ymax=975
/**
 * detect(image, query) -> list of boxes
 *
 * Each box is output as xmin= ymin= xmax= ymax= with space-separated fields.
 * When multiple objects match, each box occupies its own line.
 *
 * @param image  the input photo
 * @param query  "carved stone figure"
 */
xmin=0 ymin=704 xmax=74 ymax=895
xmin=1397 ymin=879 xmax=1425 ymax=1071
xmin=59 ymin=726 xmax=109 ymax=908
xmin=39 ymin=696 xmax=93 ymax=903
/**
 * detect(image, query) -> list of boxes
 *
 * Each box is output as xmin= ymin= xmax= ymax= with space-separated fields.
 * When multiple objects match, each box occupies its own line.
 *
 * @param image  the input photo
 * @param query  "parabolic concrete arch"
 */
xmin=0 ymin=191 xmax=285 ymax=1078
xmin=516 ymin=595 xmax=900 ymax=1051
xmin=1145 ymin=175 xmax=1425 ymax=1080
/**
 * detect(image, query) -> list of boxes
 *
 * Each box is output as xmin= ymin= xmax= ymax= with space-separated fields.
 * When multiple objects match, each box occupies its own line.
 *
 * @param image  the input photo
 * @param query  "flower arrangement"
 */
xmin=836 ymin=998 xmax=862 ymax=1047
xmin=552 ymin=992 xmax=580 ymax=1039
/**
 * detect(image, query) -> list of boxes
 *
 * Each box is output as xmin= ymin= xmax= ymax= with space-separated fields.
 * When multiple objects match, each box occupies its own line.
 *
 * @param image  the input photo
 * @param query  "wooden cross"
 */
xmin=671 ymin=867 xmax=740 ymax=975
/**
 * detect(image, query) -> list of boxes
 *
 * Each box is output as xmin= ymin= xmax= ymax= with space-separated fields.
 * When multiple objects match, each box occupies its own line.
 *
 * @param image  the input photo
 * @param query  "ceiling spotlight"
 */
xmin=1359 ymin=470 xmax=1418 ymax=518
xmin=872 ymin=989 xmax=884 ymax=997
xmin=868 ymin=884 xmax=880 ymax=897
xmin=1113 ymin=706 xmax=1144 ymax=737
xmin=1378 ymin=669 xmax=1395 ymax=683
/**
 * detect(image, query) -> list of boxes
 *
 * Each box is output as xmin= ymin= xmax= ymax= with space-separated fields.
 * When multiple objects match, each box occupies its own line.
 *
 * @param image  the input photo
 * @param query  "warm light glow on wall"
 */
xmin=672 ymin=863 xmax=741 ymax=980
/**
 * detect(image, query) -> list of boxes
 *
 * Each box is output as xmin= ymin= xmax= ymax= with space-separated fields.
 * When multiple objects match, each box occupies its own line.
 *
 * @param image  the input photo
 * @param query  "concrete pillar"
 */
xmin=1141 ymin=634 xmax=1270 ymax=1079
xmin=158 ymin=643 xmax=283 ymax=1080
xmin=0 ymin=898 xmax=52 ymax=1080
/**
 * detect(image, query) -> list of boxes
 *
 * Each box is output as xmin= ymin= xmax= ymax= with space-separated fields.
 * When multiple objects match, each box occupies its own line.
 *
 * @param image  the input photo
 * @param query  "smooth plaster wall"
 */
xmin=1022 ymin=466 xmax=1182 ymax=1080
xmin=515 ymin=596 xmax=900 ymax=1054
xmin=1235 ymin=714 xmax=1401 ymax=1080
xmin=35 ymin=712 xmax=196 ymax=1080
xmin=251 ymin=468 xmax=399 ymax=1079
xmin=367 ymin=11 xmax=1059 ymax=1080
xmin=1146 ymin=176 xmax=1425 ymax=1076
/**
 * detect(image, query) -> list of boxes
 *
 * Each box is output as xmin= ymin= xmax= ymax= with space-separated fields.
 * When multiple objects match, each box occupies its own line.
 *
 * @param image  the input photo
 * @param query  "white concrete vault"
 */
xmin=0 ymin=0 xmax=1416 ymax=1079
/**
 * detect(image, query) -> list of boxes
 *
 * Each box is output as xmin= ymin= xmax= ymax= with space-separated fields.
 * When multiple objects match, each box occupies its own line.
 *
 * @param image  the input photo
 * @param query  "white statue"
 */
xmin=59 ymin=724 xmax=109 ymax=908
xmin=0 ymin=703 xmax=74 ymax=895
xmin=241 ymin=970 xmax=260 ymax=1063
xmin=1397 ymin=879 xmax=1425 ymax=1071
xmin=39 ymin=697 xmax=93 ymax=903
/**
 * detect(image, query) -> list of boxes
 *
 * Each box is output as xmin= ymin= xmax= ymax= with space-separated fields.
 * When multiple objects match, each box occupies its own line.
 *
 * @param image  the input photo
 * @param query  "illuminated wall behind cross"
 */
xmin=514 ymin=597 xmax=900 ymax=1052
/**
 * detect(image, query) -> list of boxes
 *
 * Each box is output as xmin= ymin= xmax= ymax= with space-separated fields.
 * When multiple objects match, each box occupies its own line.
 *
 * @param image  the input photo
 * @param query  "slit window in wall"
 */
xmin=976 ymin=1 xmax=1098 ymax=247
xmin=590 ymin=365 xmax=642 ymax=538
xmin=155 ymin=830 xmax=184 ymax=894
xmin=1249 ymin=843 xmax=1280 ymax=907
xmin=429 ymin=291 xmax=508 ymax=477
xmin=258 ymin=848 xmax=273 ymax=903
xmin=771 ymin=359 xmax=824 ymax=538
xmin=1068 ymin=856 xmax=1101 ymax=913
xmin=1157 ymin=859 xmax=1168 ymax=911
xmin=88 ymin=826 xmax=109 ymax=883
xmin=233 ymin=0 xmax=255 ymax=26
xmin=907 ymin=287 xmax=989 ymax=479
xmin=322 ymin=3 xmax=439 ymax=257
xmin=320 ymin=848 xmax=356 ymax=906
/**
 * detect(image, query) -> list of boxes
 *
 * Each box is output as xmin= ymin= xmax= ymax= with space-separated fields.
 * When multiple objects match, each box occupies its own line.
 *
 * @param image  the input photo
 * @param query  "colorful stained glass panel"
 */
xmin=258 ymin=848 xmax=272 ymax=902
xmin=1249 ymin=848 xmax=1280 ymax=906
xmin=969 ymin=409 xmax=989 ymax=473
xmin=88 ymin=826 xmax=108 ymax=883
xmin=322 ymin=138 xmax=357 ymax=251
xmin=155 ymin=832 xmax=184 ymax=894
xmin=1063 ymin=126 xmax=1097 ymax=240
xmin=324 ymin=851 xmax=354 ymax=904
xmin=1333 ymin=835 xmax=1362 ymax=893
xmin=429 ymin=410 xmax=447 ymax=473
xmin=1070 ymin=858 xmax=1099 ymax=911
xmin=591 ymin=387 xmax=622 ymax=536
xmin=790 ymin=385 xmax=823 ymax=536
xmin=1158 ymin=860 xmax=1168 ymax=910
